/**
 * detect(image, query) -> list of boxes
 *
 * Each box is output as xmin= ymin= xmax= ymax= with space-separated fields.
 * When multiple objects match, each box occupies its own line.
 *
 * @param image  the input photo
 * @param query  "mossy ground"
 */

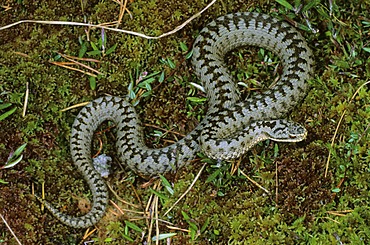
xmin=1 ymin=0 xmax=369 ymax=244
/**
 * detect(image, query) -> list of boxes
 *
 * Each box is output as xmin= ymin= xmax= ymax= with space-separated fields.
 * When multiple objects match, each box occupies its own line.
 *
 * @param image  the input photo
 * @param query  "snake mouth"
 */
xmin=290 ymin=133 xmax=307 ymax=141
xmin=287 ymin=130 xmax=308 ymax=142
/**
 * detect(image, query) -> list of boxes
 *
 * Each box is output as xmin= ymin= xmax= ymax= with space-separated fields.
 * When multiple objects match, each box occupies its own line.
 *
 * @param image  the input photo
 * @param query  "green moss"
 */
xmin=0 ymin=0 xmax=369 ymax=244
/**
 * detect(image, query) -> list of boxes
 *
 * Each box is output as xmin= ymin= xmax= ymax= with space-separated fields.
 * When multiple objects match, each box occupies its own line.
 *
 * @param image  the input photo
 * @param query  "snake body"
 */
xmin=41 ymin=12 xmax=314 ymax=228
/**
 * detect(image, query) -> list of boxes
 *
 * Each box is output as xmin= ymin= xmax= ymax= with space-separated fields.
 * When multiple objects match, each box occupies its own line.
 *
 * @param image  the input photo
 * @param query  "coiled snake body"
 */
xmin=40 ymin=12 xmax=314 ymax=228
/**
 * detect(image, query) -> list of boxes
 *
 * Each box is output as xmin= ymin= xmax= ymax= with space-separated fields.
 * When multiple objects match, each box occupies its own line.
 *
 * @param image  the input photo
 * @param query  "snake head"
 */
xmin=267 ymin=120 xmax=307 ymax=142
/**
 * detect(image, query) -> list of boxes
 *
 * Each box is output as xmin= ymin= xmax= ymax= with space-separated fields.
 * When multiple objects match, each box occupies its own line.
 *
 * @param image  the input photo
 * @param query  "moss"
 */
xmin=1 ymin=0 xmax=370 ymax=244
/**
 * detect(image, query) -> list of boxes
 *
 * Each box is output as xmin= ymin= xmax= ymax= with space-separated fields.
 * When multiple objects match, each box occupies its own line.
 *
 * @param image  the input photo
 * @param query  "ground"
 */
xmin=0 ymin=0 xmax=369 ymax=244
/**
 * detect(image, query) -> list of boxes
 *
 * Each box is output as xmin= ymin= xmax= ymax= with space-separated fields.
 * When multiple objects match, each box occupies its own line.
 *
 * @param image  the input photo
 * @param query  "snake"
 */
xmin=39 ymin=12 xmax=314 ymax=228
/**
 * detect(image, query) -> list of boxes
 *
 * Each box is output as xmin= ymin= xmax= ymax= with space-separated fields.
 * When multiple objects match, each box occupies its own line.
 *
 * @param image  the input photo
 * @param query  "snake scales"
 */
xmin=40 ymin=12 xmax=314 ymax=228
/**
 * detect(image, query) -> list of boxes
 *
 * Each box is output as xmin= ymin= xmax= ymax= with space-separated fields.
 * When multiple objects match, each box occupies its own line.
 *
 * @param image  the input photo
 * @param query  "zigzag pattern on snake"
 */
xmin=39 ymin=12 xmax=314 ymax=228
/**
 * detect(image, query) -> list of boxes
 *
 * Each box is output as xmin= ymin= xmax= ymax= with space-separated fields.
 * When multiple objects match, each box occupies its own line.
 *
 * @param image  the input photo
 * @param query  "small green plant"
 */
xmin=159 ymin=57 xmax=176 ymax=69
xmin=78 ymin=29 xmax=118 ymax=58
xmin=151 ymin=233 xmax=177 ymax=242
xmin=121 ymin=220 xmax=143 ymax=242
xmin=181 ymin=211 xmax=201 ymax=240
xmin=94 ymin=220 xmax=143 ymax=243
xmin=179 ymin=41 xmax=193 ymax=60
xmin=275 ymin=0 xmax=321 ymax=33
xmin=148 ymin=175 xmax=174 ymax=206
xmin=0 ymin=100 xmax=16 ymax=121
xmin=77 ymin=29 xmax=117 ymax=90
xmin=204 ymin=158 xmax=238 ymax=197
xmin=128 ymin=43 xmax=192 ymax=107
xmin=1 ymin=143 xmax=27 ymax=184
xmin=128 ymin=69 xmax=165 ymax=106
xmin=185 ymin=96 xmax=207 ymax=120
xmin=159 ymin=175 xmax=174 ymax=196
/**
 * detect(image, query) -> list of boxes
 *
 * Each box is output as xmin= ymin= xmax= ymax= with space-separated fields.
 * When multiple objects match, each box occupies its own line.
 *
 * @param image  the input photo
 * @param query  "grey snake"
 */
xmin=39 ymin=12 xmax=314 ymax=228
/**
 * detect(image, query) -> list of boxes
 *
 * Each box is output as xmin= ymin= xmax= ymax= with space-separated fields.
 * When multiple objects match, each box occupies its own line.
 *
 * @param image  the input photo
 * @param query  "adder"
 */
xmin=38 ymin=12 xmax=314 ymax=228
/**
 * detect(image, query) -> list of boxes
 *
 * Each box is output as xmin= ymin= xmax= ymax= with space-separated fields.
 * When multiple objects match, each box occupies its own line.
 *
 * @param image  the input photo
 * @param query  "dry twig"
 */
xmin=240 ymin=169 xmax=270 ymax=194
xmin=0 ymin=0 xmax=217 ymax=40
xmin=0 ymin=212 xmax=22 ymax=245
xmin=325 ymin=80 xmax=370 ymax=177
xmin=163 ymin=162 xmax=207 ymax=216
